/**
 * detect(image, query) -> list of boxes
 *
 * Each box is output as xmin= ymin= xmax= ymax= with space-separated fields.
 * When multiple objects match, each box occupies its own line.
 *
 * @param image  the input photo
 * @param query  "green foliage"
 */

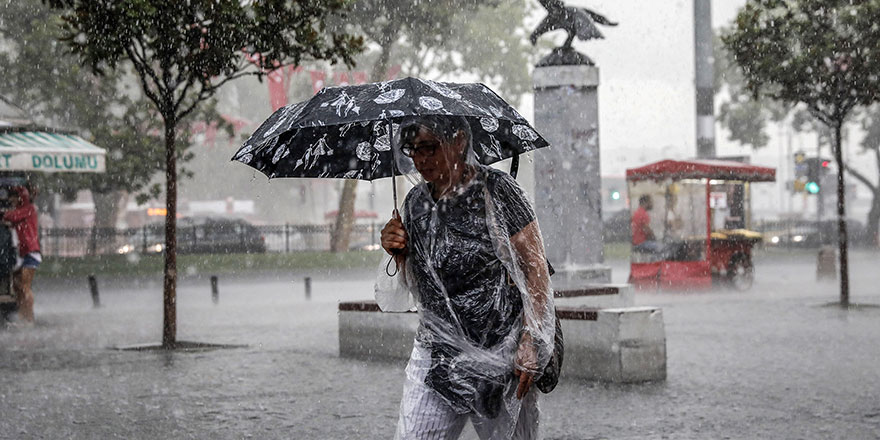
xmin=715 ymin=31 xmax=778 ymax=149
xmin=349 ymin=0 xmax=491 ymax=48
xmin=715 ymin=27 xmax=835 ymax=151
xmin=724 ymin=0 xmax=880 ymax=252
xmin=723 ymin=0 xmax=880 ymax=126
xmin=39 ymin=0 xmax=364 ymax=200
xmin=45 ymin=0 xmax=363 ymax=122
xmin=344 ymin=0 xmax=533 ymax=99
xmin=403 ymin=0 xmax=535 ymax=99
xmin=0 ymin=0 xmax=240 ymax=204
xmin=0 ymin=0 xmax=164 ymax=198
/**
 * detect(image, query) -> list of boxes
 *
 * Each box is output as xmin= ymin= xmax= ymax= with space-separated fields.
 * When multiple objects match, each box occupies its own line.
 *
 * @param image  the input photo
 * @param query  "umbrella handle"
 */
xmin=387 ymin=119 xmax=404 ymax=264
xmin=388 ymin=118 xmax=398 ymax=211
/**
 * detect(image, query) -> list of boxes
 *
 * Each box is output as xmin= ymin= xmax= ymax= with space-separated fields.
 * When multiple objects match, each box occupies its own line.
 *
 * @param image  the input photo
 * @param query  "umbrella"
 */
xmin=232 ymin=77 xmax=549 ymax=207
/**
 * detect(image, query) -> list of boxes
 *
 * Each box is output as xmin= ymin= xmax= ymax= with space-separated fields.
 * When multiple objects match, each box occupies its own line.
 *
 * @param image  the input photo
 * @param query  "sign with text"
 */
xmin=0 ymin=151 xmax=105 ymax=172
xmin=0 ymin=131 xmax=106 ymax=173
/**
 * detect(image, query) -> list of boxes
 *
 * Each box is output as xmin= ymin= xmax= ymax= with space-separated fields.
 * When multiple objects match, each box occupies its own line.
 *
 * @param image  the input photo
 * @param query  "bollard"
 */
xmin=817 ymin=246 xmax=837 ymax=281
xmin=304 ymin=277 xmax=312 ymax=300
xmin=210 ymin=275 xmax=219 ymax=304
xmin=88 ymin=275 xmax=100 ymax=308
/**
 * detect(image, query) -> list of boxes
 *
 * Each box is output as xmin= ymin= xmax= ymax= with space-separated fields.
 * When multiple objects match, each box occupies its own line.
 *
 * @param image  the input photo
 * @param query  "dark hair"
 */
xmin=639 ymin=195 xmax=652 ymax=205
xmin=398 ymin=115 xmax=471 ymax=147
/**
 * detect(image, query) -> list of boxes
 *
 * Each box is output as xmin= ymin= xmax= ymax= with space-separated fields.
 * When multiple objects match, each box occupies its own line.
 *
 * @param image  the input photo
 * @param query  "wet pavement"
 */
xmin=1 ymin=250 xmax=880 ymax=439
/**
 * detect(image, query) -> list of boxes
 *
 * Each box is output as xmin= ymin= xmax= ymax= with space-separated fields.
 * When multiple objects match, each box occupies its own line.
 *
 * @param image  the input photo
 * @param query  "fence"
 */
xmin=39 ymin=223 xmax=383 ymax=257
xmin=38 ymin=218 xmax=871 ymax=257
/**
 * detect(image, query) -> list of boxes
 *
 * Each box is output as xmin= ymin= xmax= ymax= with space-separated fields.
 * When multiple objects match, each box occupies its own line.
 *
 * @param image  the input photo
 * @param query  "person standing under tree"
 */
xmin=3 ymin=186 xmax=40 ymax=325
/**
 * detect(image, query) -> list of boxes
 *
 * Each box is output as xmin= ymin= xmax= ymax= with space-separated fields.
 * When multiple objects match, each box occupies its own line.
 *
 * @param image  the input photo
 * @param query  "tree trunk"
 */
xmin=328 ymin=42 xmax=395 ymax=253
xmin=868 ymin=189 xmax=880 ymax=248
xmin=330 ymin=180 xmax=357 ymax=252
xmin=163 ymin=120 xmax=178 ymax=348
xmin=90 ymin=190 xmax=128 ymax=254
xmin=832 ymin=121 xmax=849 ymax=306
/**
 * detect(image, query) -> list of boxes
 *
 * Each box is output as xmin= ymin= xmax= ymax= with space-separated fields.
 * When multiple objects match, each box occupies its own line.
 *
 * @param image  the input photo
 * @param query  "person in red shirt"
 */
xmin=631 ymin=195 xmax=663 ymax=254
xmin=3 ymin=186 xmax=40 ymax=324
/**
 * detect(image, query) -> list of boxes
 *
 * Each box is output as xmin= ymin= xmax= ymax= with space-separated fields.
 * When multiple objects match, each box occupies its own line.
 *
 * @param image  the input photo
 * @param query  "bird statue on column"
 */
xmin=530 ymin=0 xmax=617 ymax=65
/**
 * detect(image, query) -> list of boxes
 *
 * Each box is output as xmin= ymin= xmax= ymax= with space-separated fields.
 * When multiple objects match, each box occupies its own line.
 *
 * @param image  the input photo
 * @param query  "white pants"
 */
xmin=395 ymin=344 xmax=540 ymax=440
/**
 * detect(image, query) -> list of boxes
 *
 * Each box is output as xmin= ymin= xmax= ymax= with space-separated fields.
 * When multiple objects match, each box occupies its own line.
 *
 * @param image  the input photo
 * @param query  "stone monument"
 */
xmin=531 ymin=1 xmax=616 ymax=288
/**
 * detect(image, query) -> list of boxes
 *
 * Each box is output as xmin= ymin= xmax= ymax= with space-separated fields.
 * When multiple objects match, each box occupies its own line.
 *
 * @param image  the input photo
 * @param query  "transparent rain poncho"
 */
xmin=375 ymin=115 xmax=556 ymax=438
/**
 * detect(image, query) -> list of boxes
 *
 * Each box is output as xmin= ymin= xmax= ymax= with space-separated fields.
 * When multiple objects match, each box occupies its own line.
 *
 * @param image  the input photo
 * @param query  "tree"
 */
xmin=0 ymin=0 xmax=236 ymax=260
xmin=327 ymin=0 xmax=535 ymax=252
xmin=714 ymin=32 xmax=788 ymax=150
xmin=716 ymin=26 xmax=880 ymax=248
xmin=854 ymin=108 xmax=880 ymax=246
xmin=0 ymin=1 xmax=164 ymax=232
xmin=46 ymin=0 xmax=362 ymax=348
xmin=724 ymin=0 xmax=880 ymax=306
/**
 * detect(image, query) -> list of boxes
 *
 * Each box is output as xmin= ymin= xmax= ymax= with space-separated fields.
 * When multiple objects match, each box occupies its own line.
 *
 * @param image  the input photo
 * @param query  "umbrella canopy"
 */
xmin=232 ymin=77 xmax=549 ymax=181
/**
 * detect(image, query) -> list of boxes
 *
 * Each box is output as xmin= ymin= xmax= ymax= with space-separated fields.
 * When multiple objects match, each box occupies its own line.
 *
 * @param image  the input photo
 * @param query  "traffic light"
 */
xmin=610 ymin=189 xmax=621 ymax=201
xmin=792 ymin=151 xmax=808 ymax=193
xmin=794 ymin=151 xmax=807 ymax=178
xmin=804 ymin=157 xmax=832 ymax=195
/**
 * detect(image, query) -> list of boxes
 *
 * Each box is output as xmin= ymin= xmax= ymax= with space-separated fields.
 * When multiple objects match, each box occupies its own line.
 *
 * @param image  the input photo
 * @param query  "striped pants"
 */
xmin=394 ymin=344 xmax=540 ymax=440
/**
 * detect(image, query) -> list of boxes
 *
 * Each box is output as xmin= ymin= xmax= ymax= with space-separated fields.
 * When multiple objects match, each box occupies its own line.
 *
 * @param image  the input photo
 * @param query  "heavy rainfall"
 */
xmin=1 ymin=0 xmax=879 ymax=439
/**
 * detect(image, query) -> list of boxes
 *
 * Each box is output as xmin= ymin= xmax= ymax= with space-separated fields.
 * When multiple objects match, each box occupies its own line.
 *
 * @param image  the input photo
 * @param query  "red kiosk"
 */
xmin=626 ymin=159 xmax=775 ymax=291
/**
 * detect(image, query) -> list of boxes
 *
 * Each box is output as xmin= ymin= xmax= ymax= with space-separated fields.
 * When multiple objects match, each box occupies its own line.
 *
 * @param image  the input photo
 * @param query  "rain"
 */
xmin=1 ymin=1 xmax=879 ymax=439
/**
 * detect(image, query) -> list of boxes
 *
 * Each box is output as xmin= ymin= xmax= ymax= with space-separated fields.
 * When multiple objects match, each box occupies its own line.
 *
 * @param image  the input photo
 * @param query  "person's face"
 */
xmin=9 ymin=193 xmax=20 ymax=207
xmin=406 ymin=127 xmax=466 ymax=184
xmin=643 ymin=198 xmax=653 ymax=211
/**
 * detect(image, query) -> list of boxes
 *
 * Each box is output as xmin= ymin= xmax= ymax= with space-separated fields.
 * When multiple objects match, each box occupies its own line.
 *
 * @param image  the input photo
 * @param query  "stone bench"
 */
xmin=553 ymin=283 xmax=634 ymax=309
xmin=559 ymin=305 xmax=666 ymax=383
xmin=338 ymin=286 xmax=666 ymax=383
xmin=338 ymin=301 xmax=417 ymax=361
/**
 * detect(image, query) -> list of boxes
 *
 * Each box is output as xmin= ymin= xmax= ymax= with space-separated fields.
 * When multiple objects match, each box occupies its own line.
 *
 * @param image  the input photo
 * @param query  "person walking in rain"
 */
xmin=379 ymin=115 xmax=556 ymax=439
xmin=3 ymin=186 xmax=40 ymax=325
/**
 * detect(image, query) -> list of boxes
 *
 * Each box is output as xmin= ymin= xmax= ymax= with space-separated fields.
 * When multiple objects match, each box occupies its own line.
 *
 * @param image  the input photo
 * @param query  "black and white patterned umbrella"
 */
xmin=231 ymin=77 xmax=549 ymax=182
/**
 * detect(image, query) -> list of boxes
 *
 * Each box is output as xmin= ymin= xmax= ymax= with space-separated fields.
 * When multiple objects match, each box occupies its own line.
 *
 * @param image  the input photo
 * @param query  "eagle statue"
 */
xmin=530 ymin=0 xmax=617 ymax=65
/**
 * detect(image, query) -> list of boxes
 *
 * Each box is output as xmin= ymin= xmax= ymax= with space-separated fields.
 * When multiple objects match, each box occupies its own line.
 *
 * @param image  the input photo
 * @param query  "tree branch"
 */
xmin=807 ymin=104 xmax=832 ymax=126
xmin=124 ymin=46 xmax=164 ymax=111
xmin=874 ymin=143 xmax=880 ymax=177
xmin=175 ymin=81 xmax=221 ymax=122
xmin=174 ymin=64 xmax=258 ymax=121
xmin=845 ymin=164 xmax=878 ymax=192
xmin=172 ymin=78 xmax=195 ymax=115
xmin=131 ymin=37 xmax=163 ymax=92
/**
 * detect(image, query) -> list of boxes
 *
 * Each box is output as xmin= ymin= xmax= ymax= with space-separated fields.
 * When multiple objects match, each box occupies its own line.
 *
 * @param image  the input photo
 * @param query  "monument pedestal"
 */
xmin=533 ymin=64 xmax=611 ymax=286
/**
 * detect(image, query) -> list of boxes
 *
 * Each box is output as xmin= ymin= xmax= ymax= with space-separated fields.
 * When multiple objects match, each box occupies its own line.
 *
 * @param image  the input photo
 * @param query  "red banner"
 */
xmin=267 ymin=69 xmax=287 ymax=111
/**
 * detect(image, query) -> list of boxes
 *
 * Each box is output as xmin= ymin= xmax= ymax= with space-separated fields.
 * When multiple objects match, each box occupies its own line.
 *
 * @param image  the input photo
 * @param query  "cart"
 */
xmin=625 ymin=159 xmax=776 ymax=291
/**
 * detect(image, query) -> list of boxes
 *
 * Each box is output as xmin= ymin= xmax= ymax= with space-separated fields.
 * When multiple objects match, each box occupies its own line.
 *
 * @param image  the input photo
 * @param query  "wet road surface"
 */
xmin=1 ymin=250 xmax=879 ymax=439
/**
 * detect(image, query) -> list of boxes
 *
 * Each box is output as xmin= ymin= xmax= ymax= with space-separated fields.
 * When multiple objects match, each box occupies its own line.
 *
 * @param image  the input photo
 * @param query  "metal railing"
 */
xmin=38 ymin=223 xmax=382 ymax=257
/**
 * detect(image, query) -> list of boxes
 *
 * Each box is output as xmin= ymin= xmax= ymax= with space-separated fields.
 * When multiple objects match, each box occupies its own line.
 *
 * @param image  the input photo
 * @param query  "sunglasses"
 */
xmin=400 ymin=141 xmax=441 ymax=158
